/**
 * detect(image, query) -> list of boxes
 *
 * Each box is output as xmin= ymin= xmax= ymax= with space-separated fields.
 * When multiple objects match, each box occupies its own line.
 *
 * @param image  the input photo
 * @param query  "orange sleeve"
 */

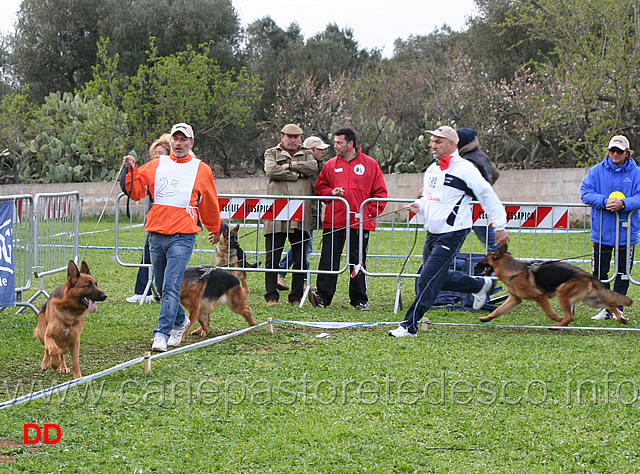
xmin=123 ymin=160 xmax=159 ymax=200
xmin=196 ymin=163 xmax=222 ymax=234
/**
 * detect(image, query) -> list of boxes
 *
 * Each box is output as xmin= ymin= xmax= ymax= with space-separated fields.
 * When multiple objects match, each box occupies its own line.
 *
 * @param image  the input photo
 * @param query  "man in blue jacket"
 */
xmin=581 ymin=135 xmax=640 ymax=321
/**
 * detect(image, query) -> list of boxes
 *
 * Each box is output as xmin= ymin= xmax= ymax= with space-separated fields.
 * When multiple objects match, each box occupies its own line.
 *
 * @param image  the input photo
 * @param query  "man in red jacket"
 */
xmin=308 ymin=127 xmax=388 ymax=310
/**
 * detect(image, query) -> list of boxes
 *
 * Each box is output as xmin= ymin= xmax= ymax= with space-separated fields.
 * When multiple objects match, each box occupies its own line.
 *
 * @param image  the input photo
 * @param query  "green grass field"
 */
xmin=1 ymin=217 xmax=640 ymax=471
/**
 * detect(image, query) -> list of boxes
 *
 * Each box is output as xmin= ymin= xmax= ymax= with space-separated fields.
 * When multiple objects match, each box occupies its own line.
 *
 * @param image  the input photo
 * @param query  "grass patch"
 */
xmin=1 ymin=218 xmax=640 ymax=471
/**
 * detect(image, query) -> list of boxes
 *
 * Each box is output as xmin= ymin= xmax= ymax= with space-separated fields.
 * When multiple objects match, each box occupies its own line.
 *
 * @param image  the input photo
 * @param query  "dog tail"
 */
xmin=598 ymin=285 xmax=633 ymax=307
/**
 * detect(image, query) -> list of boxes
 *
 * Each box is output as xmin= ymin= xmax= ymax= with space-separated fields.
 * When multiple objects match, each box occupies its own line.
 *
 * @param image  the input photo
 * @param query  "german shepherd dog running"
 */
xmin=214 ymin=224 xmax=258 ymax=292
xmin=179 ymin=265 xmax=257 ymax=341
xmin=477 ymin=244 xmax=631 ymax=326
xmin=34 ymin=260 xmax=108 ymax=379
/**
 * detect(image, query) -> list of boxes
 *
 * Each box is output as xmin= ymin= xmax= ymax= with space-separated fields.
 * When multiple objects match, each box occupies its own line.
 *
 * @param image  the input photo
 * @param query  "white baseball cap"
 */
xmin=303 ymin=136 xmax=329 ymax=149
xmin=170 ymin=123 xmax=194 ymax=139
xmin=426 ymin=126 xmax=459 ymax=145
xmin=608 ymin=135 xmax=630 ymax=150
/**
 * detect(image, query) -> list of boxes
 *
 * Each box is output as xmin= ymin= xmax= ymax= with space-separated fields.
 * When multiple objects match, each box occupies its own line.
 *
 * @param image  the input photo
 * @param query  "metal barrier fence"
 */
xmin=115 ymin=192 xmax=351 ymax=304
xmin=2 ymin=189 xmax=634 ymax=315
xmin=360 ymin=199 xmax=595 ymax=277
xmin=115 ymin=191 xmax=348 ymax=271
xmin=114 ymin=193 xmax=639 ymax=309
xmin=0 ymin=195 xmax=34 ymax=312
xmin=0 ymin=192 xmax=80 ymax=315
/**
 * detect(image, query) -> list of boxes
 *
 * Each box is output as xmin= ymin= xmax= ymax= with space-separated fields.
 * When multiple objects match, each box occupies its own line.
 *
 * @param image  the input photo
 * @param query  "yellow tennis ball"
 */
xmin=609 ymin=191 xmax=626 ymax=200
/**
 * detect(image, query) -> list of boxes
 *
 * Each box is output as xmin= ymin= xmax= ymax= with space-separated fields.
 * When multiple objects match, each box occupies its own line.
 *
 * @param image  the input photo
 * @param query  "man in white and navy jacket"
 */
xmin=390 ymin=126 xmax=510 ymax=337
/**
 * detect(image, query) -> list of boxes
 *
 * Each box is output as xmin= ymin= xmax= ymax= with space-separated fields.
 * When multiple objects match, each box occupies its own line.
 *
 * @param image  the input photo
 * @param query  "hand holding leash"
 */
xmin=407 ymin=203 xmax=420 ymax=215
xmin=123 ymin=155 xmax=136 ymax=169
xmin=495 ymin=229 xmax=509 ymax=245
xmin=208 ymin=231 xmax=221 ymax=245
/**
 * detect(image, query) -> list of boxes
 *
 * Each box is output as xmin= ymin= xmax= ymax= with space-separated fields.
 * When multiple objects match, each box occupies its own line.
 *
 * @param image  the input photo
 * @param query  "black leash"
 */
xmin=80 ymin=160 xmax=127 ymax=262
xmin=125 ymin=167 xmax=134 ymax=219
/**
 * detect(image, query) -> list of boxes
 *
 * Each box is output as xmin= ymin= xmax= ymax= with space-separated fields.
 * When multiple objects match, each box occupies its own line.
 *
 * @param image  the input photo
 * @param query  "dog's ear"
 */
xmin=493 ymin=243 xmax=507 ymax=259
xmin=233 ymin=224 xmax=240 ymax=232
xmin=80 ymin=260 xmax=90 ymax=275
xmin=67 ymin=260 xmax=80 ymax=285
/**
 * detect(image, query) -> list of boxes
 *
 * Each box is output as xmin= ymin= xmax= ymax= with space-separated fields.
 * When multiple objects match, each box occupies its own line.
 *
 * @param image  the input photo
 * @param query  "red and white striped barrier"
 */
xmin=219 ymin=198 xmax=304 ymax=221
xmin=410 ymin=204 xmax=570 ymax=228
xmin=474 ymin=204 xmax=569 ymax=228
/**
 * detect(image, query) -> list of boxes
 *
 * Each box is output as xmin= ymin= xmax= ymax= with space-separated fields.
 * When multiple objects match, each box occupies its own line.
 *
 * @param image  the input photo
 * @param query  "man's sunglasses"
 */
xmin=609 ymin=148 xmax=625 ymax=155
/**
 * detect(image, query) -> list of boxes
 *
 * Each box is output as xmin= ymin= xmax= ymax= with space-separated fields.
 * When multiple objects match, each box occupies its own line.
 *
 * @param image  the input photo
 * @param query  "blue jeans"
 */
xmin=148 ymin=232 xmax=195 ymax=336
xmin=402 ymin=229 xmax=484 ymax=334
xmin=134 ymin=235 xmax=152 ymax=295
xmin=472 ymin=225 xmax=499 ymax=253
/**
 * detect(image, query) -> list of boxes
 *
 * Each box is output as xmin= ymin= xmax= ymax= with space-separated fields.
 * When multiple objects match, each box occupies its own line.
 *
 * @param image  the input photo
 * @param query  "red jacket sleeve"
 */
xmin=366 ymin=161 xmax=388 ymax=218
xmin=314 ymin=159 xmax=334 ymax=197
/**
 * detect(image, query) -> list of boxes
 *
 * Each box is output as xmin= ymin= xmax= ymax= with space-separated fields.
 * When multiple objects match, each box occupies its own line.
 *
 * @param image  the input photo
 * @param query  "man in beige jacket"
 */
xmin=264 ymin=124 xmax=318 ymax=306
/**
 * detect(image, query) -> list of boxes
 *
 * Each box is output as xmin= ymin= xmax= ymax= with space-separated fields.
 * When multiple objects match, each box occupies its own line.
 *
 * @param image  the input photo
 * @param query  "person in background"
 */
xmin=389 ymin=126 xmax=509 ymax=338
xmin=277 ymin=135 xmax=330 ymax=291
xmin=263 ymin=124 xmax=318 ymax=306
xmin=124 ymin=134 xmax=171 ymax=303
xmin=308 ymin=127 xmax=388 ymax=311
xmin=122 ymin=123 xmax=222 ymax=352
xmin=457 ymin=128 xmax=500 ymax=253
xmin=581 ymin=134 xmax=640 ymax=321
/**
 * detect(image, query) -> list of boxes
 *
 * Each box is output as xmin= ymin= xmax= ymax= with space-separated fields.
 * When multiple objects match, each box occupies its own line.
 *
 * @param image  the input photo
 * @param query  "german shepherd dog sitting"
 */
xmin=34 ymin=260 xmax=108 ymax=379
xmin=477 ymin=244 xmax=631 ymax=326
xmin=179 ymin=265 xmax=257 ymax=341
xmin=214 ymin=224 xmax=258 ymax=292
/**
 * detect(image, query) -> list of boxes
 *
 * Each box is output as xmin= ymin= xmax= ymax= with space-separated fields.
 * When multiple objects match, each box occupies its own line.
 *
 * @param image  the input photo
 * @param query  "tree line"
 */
xmin=0 ymin=0 xmax=638 ymax=184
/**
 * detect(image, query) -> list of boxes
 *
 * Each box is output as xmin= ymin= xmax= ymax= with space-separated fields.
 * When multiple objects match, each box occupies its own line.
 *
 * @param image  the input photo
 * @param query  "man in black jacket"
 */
xmin=457 ymin=128 xmax=500 ymax=252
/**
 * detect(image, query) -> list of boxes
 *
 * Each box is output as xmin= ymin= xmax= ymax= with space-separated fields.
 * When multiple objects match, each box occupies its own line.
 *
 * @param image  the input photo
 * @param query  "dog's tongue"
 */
xmin=87 ymin=299 xmax=97 ymax=313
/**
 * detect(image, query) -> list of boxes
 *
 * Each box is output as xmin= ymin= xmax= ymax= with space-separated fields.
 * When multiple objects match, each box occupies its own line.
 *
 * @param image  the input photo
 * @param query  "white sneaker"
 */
xmin=142 ymin=295 xmax=156 ymax=303
xmin=591 ymin=308 xmax=613 ymax=320
xmin=126 ymin=294 xmax=142 ymax=303
xmin=388 ymin=326 xmax=417 ymax=338
xmin=151 ymin=333 xmax=168 ymax=352
xmin=167 ymin=317 xmax=190 ymax=346
xmin=472 ymin=276 xmax=494 ymax=310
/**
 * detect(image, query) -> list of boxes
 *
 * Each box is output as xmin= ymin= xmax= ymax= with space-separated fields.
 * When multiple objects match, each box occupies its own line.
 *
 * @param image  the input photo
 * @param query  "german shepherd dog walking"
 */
xmin=214 ymin=224 xmax=258 ymax=292
xmin=179 ymin=265 xmax=257 ymax=341
xmin=477 ymin=244 xmax=631 ymax=326
xmin=34 ymin=260 xmax=108 ymax=379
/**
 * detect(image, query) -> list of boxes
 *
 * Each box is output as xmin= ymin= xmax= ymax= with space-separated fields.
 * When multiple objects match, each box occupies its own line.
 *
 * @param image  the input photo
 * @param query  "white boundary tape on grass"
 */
xmin=3 ymin=318 xmax=639 ymax=410
xmin=0 ymin=322 xmax=269 ymax=410
xmin=148 ymin=321 xmax=271 ymax=360
xmin=0 ymin=356 xmax=145 ymax=410
xmin=423 ymin=321 xmax=640 ymax=332
xmin=269 ymin=320 xmax=398 ymax=329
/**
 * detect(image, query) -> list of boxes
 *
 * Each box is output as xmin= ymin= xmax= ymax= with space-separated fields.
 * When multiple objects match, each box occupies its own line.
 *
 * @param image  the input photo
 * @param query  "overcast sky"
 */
xmin=0 ymin=0 xmax=477 ymax=57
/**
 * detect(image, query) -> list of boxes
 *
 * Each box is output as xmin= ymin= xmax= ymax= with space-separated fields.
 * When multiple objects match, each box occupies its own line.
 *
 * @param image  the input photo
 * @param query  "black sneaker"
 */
xmin=308 ymin=291 xmax=325 ymax=308
xmin=354 ymin=302 xmax=370 ymax=311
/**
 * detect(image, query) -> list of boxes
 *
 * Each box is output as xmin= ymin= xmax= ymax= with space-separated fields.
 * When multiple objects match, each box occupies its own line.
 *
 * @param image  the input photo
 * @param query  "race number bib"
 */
xmin=154 ymin=155 xmax=200 ymax=208
xmin=424 ymin=166 xmax=447 ymax=202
